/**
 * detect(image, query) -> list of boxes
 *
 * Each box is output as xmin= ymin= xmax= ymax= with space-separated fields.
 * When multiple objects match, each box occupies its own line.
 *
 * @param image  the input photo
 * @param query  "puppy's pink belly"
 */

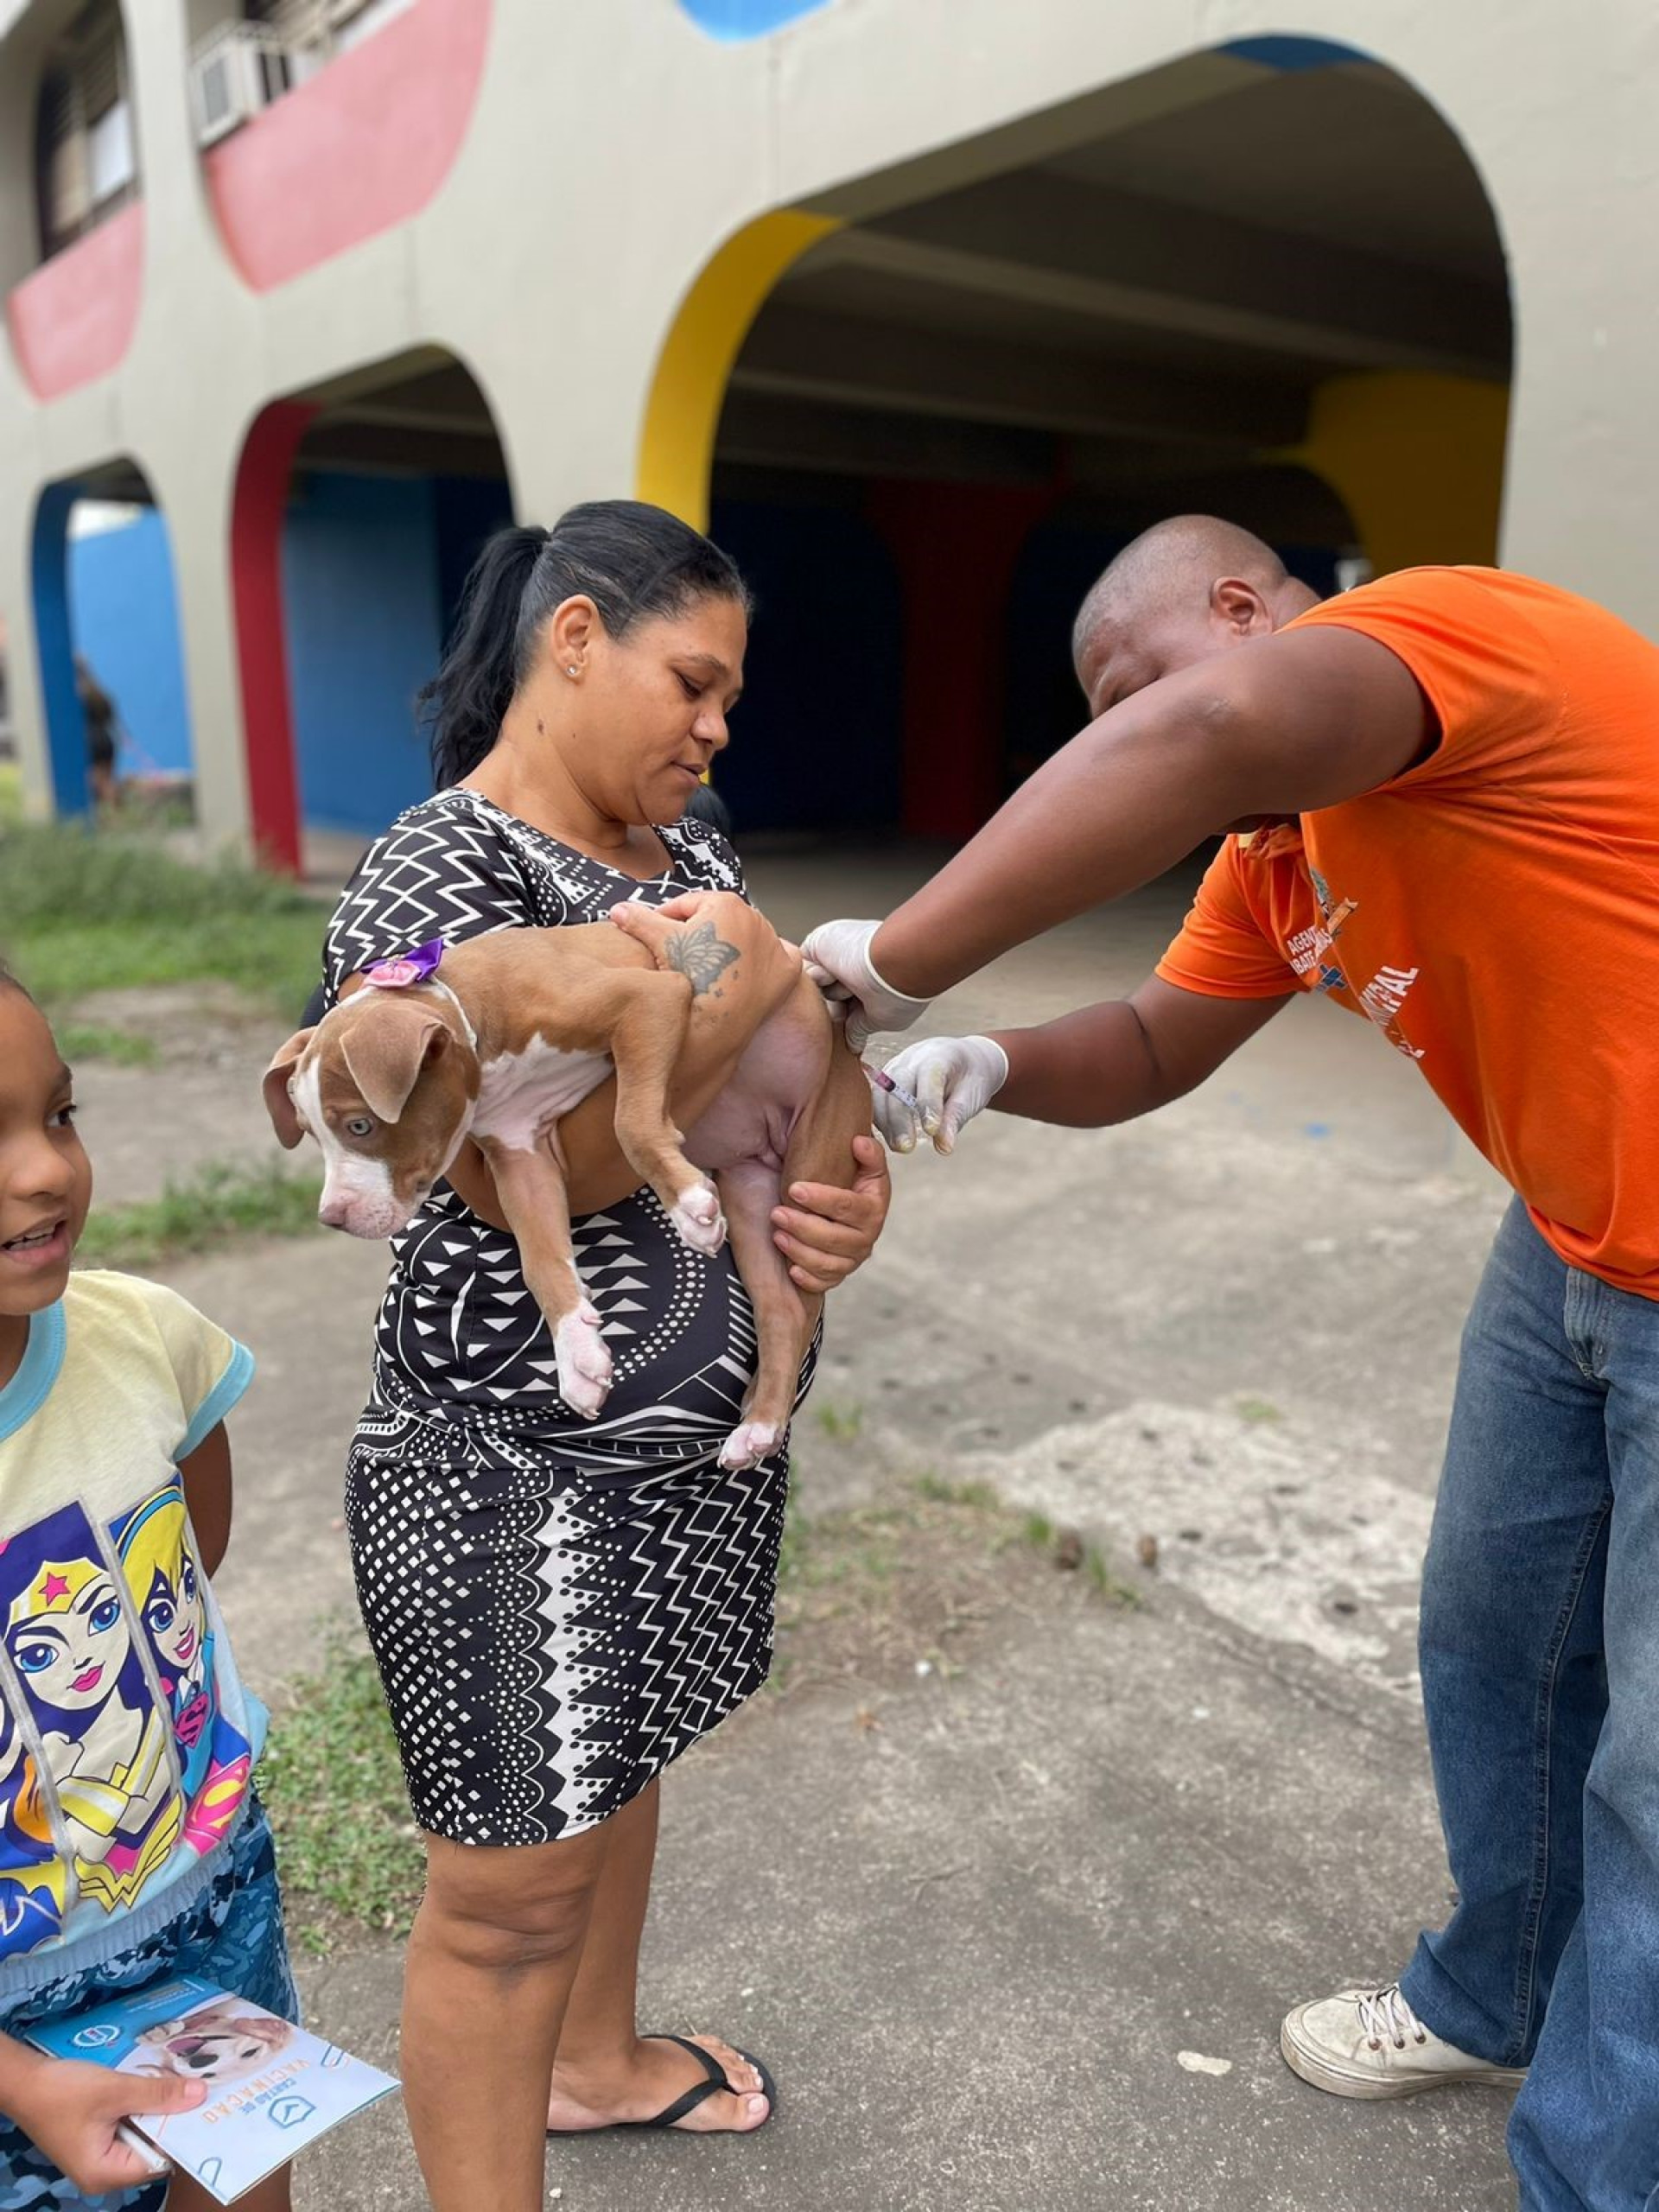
xmin=684 ymin=1008 xmax=827 ymax=1173
xmin=685 ymin=1091 xmax=789 ymax=1173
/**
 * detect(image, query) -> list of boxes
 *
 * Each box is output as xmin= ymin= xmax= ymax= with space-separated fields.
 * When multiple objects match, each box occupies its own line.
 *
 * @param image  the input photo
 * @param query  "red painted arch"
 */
xmin=232 ymin=399 xmax=316 ymax=872
xmin=5 ymin=202 xmax=144 ymax=400
xmin=203 ymin=0 xmax=491 ymax=293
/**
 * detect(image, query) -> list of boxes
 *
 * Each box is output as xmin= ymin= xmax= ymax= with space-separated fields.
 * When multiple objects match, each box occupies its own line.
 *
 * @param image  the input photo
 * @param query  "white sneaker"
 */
xmin=1281 ymin=1982 xmax=1529 ymax=2101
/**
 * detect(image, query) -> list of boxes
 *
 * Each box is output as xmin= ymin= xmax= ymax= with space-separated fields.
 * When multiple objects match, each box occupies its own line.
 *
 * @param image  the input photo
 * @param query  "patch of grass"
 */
xmin=1085 ymin=1545 xmax=1141 ymax=1608
xmin=915 ymin=1472 xmax=999 ymax=1509
xmin=257 ymin=1638 xmax=422 ymax=1953
xmin=813 ymin=1398 xmax=864 ymax=1442
xmin=57 ymin=1021 xmax=159 ymax=1068
xmin=0 ymin=764 xmax=22 ymax=828
xmin=1236 ymin=1395 xmax=1283 ymax=1425
xmin=78 ymin=1160 xmax=321 ymax=1269
xmin=777 ymin=1507 xmax=898 ymax=1599
xmin=772 ymin=1475 xmax=1137 ymax=1695
xmin=0 ymin=821 xmax=309 ymax=928
xmin=11 ymin=914 xmax=325 ymax=1020
xmin=0 ymin=823 xmax=323 ymax=1016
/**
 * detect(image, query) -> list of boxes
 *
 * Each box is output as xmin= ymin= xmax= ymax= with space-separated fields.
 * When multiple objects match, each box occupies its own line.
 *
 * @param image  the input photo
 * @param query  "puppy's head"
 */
xmin=264 ymin=990 xmax=478 ymax=1238
xmin=139 ymin=2005 xmax=293 ymax=2084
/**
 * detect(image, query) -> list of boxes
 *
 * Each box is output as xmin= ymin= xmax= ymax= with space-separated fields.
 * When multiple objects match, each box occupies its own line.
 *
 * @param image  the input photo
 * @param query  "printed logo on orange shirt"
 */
xmin=1300 ymin=868 xmax=1425 ymax=1061
xmin=1356 ymin=964 xmax=1426 ymax=1061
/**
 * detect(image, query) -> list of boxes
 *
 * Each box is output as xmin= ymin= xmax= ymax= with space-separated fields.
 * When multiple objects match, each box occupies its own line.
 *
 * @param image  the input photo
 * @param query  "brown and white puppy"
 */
xmin=264 ymin=893 xmax=871 ymax=1471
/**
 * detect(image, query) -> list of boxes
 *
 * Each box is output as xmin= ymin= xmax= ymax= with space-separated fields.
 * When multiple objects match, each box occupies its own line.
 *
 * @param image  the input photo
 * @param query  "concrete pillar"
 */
xmin=2 ymin=495 xmax=49 ymax=823
xmin=161 ymin=462 xmax=253 ymax=856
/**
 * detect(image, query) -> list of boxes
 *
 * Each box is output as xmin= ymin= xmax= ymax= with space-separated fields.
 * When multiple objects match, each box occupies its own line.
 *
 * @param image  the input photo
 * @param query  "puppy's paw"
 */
xmin=718 ymin=1418 xmax=781 ymax=1471
xmin=554 ymin=1303 xmax=613 ymax=1417
xmin=670 ymin=1181 xmax=728 ymax=1256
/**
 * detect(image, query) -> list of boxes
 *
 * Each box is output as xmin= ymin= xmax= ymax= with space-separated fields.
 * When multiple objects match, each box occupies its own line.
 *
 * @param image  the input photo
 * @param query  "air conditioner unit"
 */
xmin=189 ymin=24 xmax=288 ymax=147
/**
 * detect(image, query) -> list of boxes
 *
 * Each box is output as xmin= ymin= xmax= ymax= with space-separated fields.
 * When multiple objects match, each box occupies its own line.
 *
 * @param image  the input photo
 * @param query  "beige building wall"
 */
xmin=0 ymin=0 xmax=1654 ymax=850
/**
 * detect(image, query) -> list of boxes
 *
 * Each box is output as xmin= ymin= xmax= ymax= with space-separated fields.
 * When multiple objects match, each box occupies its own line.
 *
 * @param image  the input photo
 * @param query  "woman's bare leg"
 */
xmin=402 ymin=1822 xmax=612 ymax=2211
xmin=543 ymin=1779 xmax=769 ymax=2134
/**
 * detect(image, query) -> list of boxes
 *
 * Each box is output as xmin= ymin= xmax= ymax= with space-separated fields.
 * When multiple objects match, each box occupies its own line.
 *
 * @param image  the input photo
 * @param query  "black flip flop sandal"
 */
xmin=546 ymin=2032 xmax=777 ymax=2137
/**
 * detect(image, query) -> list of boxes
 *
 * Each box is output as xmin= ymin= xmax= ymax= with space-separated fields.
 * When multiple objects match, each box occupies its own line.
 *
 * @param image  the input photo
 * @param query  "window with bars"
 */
xmin=34 ymin=0 xmax=137 ymax=261
xmin=244 ymin=0 xmax=416 ymax=68
xmin=183 ymin=0 xmax=417 ymax=145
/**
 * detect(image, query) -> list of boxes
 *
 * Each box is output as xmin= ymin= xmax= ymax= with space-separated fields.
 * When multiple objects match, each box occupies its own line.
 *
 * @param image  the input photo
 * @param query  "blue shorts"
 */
xmin=0 ymin=1796 xmax=296 ymax=2211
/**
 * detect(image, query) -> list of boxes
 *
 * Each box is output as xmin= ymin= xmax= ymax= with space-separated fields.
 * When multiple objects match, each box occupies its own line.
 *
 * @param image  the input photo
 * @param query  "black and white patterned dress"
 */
xmin=323 ymin=791 xmax=812 ymax=1847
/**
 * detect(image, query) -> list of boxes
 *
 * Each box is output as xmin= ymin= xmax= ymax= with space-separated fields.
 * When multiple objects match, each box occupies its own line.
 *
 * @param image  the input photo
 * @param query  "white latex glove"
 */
xmin=800 ymin=918 xmax=934 ymax=1052
xmin=870 ymin=1034 xmax=1009 ymax=1155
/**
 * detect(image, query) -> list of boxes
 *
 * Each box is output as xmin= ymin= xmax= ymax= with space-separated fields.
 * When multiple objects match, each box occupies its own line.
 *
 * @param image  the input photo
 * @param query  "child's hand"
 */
xmin=11 ymin=2055 xmax=206 ymax=2193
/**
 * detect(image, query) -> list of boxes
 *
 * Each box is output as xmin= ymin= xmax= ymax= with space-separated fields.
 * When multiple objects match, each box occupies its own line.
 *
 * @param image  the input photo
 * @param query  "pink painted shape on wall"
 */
xmin=5 ymin=202 xmax=145 ymax=401
xmin=204 ymin=0 xmax=491 ymax=293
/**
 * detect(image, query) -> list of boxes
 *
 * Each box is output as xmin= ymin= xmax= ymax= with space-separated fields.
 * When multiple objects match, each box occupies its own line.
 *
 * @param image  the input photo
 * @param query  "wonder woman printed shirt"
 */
xmin=0 ymin=1273 xmax=263 ymax=1977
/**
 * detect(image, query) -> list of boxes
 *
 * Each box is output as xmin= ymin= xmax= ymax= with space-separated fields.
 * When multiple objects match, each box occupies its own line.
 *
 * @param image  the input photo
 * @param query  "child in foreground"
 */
xmin=0 ymin=968 xmax=294 ymax=2210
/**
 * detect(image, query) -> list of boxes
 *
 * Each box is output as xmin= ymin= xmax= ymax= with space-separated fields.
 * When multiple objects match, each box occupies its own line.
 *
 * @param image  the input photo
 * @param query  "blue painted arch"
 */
xmin=1222 ymin=35 xmax=1368 ymax=70
xmin=29 ymin=485 xmax=88 ymax=817
xmin=31 ymin=482 xmax=199 ymax=817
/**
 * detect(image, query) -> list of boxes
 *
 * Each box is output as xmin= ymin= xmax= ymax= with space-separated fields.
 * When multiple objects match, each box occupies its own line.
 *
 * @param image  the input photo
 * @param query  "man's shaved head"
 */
xmin=1071 ymin=514 xmax=1321 ymax=721
xmin=1072 ymin=517 xmax=1288 ymax=664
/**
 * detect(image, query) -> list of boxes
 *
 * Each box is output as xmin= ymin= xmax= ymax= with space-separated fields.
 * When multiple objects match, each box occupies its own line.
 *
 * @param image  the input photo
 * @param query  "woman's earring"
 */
xmin=565 ymin=664 xmax=579 ymax=678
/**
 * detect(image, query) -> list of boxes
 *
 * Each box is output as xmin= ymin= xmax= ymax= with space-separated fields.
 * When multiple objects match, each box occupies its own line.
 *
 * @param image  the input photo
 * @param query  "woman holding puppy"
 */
xmin=315 ymin=504 xmax=887 ymax=2212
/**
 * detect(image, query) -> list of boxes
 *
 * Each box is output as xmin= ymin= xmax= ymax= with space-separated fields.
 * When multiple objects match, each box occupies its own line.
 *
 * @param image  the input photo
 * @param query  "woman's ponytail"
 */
xmin=420 ymin=525 xmax=549 ymax=787
xmin=421 ymin=503 xmax=751 ymax=789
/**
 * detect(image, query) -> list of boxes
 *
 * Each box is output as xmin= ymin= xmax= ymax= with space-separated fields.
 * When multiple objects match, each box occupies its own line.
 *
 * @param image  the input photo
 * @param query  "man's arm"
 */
xmin=991 ymin=977 xmax=1294 ymax=1127
xmin=874 ymin=979 xmax=1292 ymax=1153
xmin=868 ymin=626 xmax=1431 ymax=999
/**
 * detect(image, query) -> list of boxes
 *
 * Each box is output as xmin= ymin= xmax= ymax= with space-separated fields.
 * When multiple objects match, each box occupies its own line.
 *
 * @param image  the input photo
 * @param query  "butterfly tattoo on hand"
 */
xmin=664 ymin=918 xmax=742 ymax=995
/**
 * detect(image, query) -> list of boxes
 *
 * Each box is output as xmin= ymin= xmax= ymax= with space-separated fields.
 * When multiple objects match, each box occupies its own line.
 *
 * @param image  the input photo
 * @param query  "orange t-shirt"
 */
xmin=1155 ymin=565 xmax=1659 ymax=1297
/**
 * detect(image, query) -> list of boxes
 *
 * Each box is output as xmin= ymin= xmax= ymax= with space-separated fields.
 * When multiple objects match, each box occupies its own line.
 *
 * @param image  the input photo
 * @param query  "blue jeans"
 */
xmin=1399 ymin=1198 xmax=1659 ymax=2211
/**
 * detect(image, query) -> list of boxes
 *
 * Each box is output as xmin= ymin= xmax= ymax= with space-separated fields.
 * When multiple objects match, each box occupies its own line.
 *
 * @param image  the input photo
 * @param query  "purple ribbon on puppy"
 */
xmin=364 ymin=938 xmax=445 ymax=990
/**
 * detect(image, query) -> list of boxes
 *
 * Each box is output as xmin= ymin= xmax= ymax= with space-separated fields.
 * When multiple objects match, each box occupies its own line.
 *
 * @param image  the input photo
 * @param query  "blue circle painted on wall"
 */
xmin=678 ymin=0 xmax=832 ymax=36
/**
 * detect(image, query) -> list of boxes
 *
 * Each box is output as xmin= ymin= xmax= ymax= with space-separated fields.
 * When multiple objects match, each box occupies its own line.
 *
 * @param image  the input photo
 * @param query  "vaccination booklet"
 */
xmin=25 ymin=1973 xmax=398 ymax=2202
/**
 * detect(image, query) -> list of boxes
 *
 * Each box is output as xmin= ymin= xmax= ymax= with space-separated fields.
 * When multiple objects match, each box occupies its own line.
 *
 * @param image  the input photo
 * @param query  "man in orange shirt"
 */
xmin=802 ymin=518 xmax=1659 ymax=2212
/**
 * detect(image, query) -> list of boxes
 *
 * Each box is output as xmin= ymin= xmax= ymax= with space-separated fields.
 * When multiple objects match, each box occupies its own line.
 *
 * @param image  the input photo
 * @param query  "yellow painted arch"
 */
xmin=635 ymin=208 xmax=840 ymax=531
xmin=1289 ymin=372 xmax=1510 ymax=575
